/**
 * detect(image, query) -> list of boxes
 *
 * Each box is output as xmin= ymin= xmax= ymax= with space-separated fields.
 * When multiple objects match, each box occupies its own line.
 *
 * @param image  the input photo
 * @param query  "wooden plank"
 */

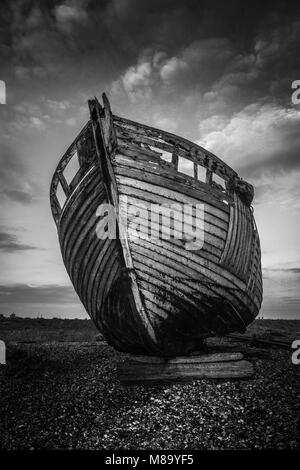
xmin=114 ymin=152 xmax=185 ymax=180
xmin=114 ymin=163 xmax=231 ymax=221
xmin=59 ymin=167 xmax=100 ymax=246
xmin=113 ymin=151 xmax=234 ymax=203
xmin=134 ymin=262 xmax=251 ymax=325
xmin=220 ymin=194 xmax=254 ymax=283
xmin=78 ymin=236 xmax=109 ymax=309
xmin=127 ymin=219 xmax=225 ymax=254
xmin=129 ymin=220 xmax=222 ymax=264
xmin=116 ymin=133 xmax=236 ymax=201
xmin=62 ymin=188 xmax=103 ymax=269
xmin=50 ymin=121 xmax=92 ymax=223
xmin=172 ymin=153 xmax=178 ymax=169
xmin=122 ymin=195 xmax=227 ymax=242
xmin=86 ymin=238 xmax=111 ymax=315
xmin=116 ymin=128 xmax=175 ymax=156
xmin=206 ymin=169 xmax=213 ymax=185
xmin=132 ymin=244 xmax=251 ymax=309
xmin=116 ymin=173 xmax=230 ymax=217
xmin=123 ymin=352 xmax=244 ymax=364
xmin=69 ymin=165 xmax=93 ymax=192
xmin=118 ymin=358 xmax=254 ymax=383
xmin=50 ymin=192 xmax=61 ymax=225
xmin=57 ymin=171 xmax=70 ymax=197
xmin=193 ymin=160 xmax=198 ymax=180
xmin=118 ymin=143 xmax=164 ymax=163
xmin=96 ymin=244 xmax=120 ymax=312
xmin=241 ymin=207 xmax=253 ymax=278
xmin=113 ymin=115 xmax=238 ymax=181
xmin=230 ymin=198 xmax=242 ymax=270
xmin=247 ymin=230 xmax=262 ymax=297
xmin=235 ymin=202 xmax=248 ymax=276
xmin=130 ymin=235 xmax=250 ymax=296
xmin=102 ymin=92 xmax=118 ymax=154
xmin=123 ymin=194 xmax=228 ymax=232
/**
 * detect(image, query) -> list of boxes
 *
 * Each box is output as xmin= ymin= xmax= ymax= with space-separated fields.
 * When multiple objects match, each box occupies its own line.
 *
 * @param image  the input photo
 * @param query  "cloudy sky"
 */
xmin=0 ymin=0 xmax=300 ymax=319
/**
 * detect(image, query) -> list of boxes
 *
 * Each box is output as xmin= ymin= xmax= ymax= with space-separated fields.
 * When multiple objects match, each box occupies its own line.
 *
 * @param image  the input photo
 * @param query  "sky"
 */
xmin=0 ymin=0 xmax=300 ymax=319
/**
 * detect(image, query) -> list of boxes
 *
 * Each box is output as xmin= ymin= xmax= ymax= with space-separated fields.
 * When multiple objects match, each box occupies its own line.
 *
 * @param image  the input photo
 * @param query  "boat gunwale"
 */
xmin=50 ymin=99 xmax=253 ymax=228
xmin=113 ymin=114 xmax=238 ymax=181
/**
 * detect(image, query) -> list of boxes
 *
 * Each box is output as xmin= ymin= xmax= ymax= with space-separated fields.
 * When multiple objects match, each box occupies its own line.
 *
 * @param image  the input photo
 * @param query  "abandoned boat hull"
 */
xmin=50 ymin=94 xmax=262 ymax=356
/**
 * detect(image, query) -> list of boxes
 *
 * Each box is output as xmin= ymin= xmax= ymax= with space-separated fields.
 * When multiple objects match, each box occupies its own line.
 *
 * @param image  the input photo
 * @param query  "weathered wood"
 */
xmin=206 ymin=169 xmax=213 ymax=185
xmin=227 ymin=334 xmax=291 ymax=349
xmin=50 ymin=93 xmax=262 ymax=357
xmin=49 ymin=120 xmax=94 ymax=225
xmin=89 ymin=97 xmax=161 ymax=352
xmin=220 ymin=194 xmax=254 ymax=283
xmin=113 ymin=154 xmax=233 ymax=213
xmin=118 ymin=356 xmax=254 ymax=384
xmin=101 ymin=93 xmax=118 ymax=155
xmin=123 ymin=352 xmax=244 ymax=363
xmin=50 ymin=192 xmax=61 ymax=224
xmin=171 ymin=152 xmax=179 ymax=169
xmin=193 ymin=160 xmax=198 ymax=180
xmin=114 ymin=115 xmax=239 ymax=182
xmin=116 ymin=172 xmax=231 ymax=215
xmin=69 ymin=165 xmax=93 ymax=192
xmin=118 ymin=143 xmax=164 ymax=163
xmin=57 ymin=171 xmax=70 ymax=197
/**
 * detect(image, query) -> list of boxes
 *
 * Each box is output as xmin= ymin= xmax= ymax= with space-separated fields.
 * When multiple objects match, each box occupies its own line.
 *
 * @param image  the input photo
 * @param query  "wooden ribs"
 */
xmin=220 ymin=193 xmax=254 ymax=282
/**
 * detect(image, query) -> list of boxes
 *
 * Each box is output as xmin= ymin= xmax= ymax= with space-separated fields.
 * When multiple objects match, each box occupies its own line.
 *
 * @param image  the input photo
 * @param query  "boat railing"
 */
xmin=92 ymin=93 xmax=239 ymax=191
xmin=50 ymin=94 xmax=254 ymax=227
xmin=113 ymin=114 xmax=237 ymax=185
xmin=50 ymin=120 xmax=96 ymax=226
xmin=112 ymin=113 xmax=254 ymax=207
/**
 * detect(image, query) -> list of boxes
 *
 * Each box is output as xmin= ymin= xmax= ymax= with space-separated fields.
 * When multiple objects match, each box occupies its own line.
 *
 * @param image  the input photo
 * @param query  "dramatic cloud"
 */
xmin=0 ymin=231 xmax=38 ymax=252
xmin=121 ymin=57 xmax=156 ymax=101
xmin=266 ymin=268 xmax=300 ymax=274
xmin=0 ymin=283 xmax=78 ymax=304
xmin=0 ymin=143 xmax=37 ymax=204
xmin=111 ymin=38 xmax=235 ymax=103
xmin=55 ymin=1 xmax=88 ymax=32
xmin=198 ymin=104 xmax=300 ymax=177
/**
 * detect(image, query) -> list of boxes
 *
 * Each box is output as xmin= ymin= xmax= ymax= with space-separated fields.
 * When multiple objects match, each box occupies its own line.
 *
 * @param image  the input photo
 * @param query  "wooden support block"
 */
xmin=123 ymin=352 xmax=244 ymax=364
xmin=117 ymin=353 xmax=254 ymax=385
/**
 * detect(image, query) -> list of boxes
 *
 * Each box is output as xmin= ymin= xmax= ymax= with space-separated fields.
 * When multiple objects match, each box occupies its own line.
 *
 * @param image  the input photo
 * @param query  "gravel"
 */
xmin=0 ymin=341 xmax=299 ymax=450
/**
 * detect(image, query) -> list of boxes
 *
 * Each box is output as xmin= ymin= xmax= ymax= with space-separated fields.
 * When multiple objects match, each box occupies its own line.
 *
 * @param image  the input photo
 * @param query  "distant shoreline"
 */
xmin=1 ymin=316 xmax=299 ymax=345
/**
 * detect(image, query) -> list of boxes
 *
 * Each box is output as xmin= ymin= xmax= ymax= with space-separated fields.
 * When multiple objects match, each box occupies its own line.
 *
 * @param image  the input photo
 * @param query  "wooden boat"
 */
xmin=50 ymin=94 xmax=262 ymax=356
